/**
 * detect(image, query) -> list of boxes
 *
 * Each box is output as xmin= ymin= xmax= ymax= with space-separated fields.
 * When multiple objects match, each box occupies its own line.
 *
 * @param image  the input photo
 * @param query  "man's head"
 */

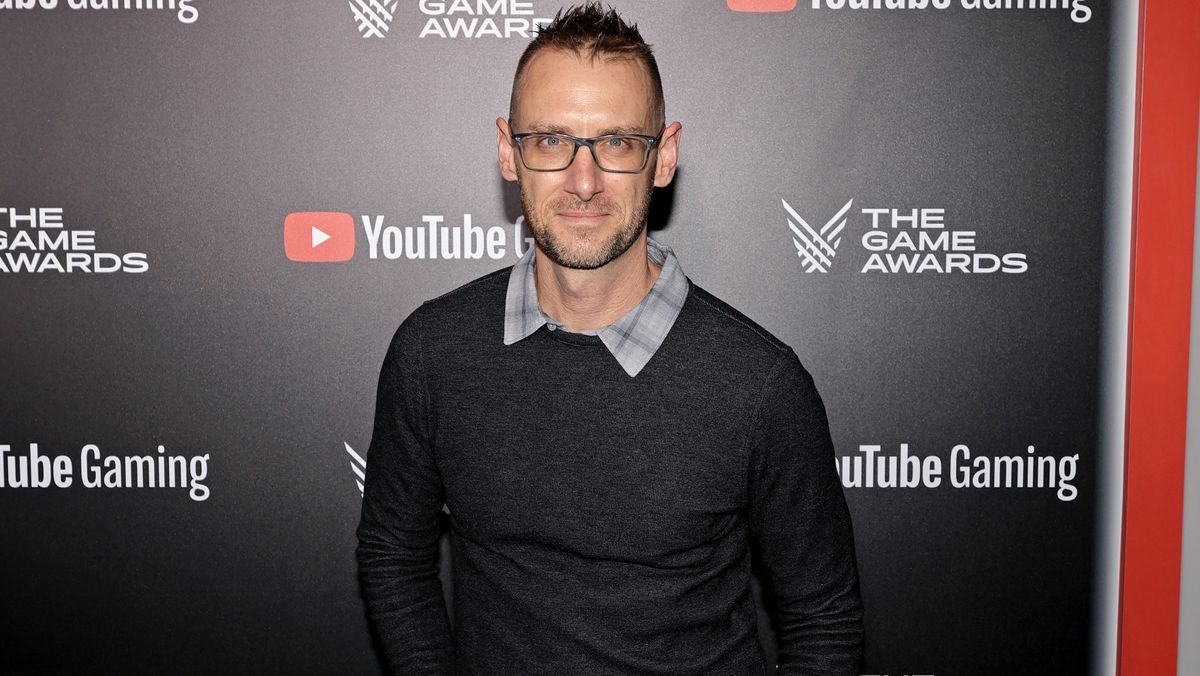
xmin=509 ymin=3 xmax=665 ymax=128
xmin=497 ymin=3 xmax=680 ymax=270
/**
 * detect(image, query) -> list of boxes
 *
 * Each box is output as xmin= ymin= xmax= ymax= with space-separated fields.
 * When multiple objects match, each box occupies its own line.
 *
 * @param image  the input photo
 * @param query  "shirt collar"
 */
xmin=503 ymin=236 xmax=689 ymax=377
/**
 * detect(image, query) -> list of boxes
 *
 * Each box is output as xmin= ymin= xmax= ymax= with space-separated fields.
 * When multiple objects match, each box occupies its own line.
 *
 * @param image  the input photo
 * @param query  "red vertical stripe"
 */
xmin=1118 ymin=0 xmax=1200 ymax=673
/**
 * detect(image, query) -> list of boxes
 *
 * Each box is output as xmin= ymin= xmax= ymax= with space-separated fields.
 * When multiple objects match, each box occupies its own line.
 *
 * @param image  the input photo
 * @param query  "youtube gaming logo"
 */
xmin=284 ymin=212 xmax=355 ymax=262
xmin=727 ymin=0 xmax=796 ymax=10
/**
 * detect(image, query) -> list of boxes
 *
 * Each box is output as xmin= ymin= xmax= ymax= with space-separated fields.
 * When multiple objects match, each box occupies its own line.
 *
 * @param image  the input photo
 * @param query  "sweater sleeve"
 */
xmin=746 ymin=349 xmax=863 ymax=675
xmin=355 ymin=313 xmax=454 ymax=675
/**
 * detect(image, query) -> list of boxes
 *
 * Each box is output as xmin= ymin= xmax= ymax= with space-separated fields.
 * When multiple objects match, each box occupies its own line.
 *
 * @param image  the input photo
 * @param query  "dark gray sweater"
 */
xmin=356 ymin=268 xmax=862 ymax=675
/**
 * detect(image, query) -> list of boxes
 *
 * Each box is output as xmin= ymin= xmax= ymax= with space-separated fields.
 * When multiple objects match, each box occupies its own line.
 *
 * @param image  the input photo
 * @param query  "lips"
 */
xmin=558 ymin=210 xmax=608 ymax=219
xmin=548 ymin=198 xmax=617 ymax=226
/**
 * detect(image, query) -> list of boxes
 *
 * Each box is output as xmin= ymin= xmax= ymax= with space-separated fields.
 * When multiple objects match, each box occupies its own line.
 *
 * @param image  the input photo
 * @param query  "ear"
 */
xmin=652 ymin=122 xmax=682 ymax=188
xmin=497 ymin=117 xmax=519 ymax=182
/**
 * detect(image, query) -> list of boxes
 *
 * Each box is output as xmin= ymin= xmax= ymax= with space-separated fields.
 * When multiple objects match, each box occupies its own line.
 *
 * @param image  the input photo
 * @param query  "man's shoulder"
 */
xmin=425 ymin=266 xmax=511 ymax=309
xmin=400 ymin=266 xmax=511 ymax=335
xmin=673 ymin=282 xmax=819 ymax=396
xmin=680 ymin=282 xmax=792 ymax=358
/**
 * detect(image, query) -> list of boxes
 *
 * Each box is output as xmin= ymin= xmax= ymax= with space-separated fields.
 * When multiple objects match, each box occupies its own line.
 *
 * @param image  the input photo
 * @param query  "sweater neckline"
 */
xmin=541 ymin=325 xmax=605 ymax=346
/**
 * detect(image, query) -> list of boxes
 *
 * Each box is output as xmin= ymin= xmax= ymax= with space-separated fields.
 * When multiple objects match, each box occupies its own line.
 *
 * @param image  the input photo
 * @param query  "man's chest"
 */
xmin=429 ymin=377 xmax=753 ymax=563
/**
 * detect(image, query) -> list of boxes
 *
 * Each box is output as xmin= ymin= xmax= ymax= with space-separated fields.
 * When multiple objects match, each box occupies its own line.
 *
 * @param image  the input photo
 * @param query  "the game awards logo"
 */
xmin=344 ymin=442 xmax=366 ymax=496
xmin=782 ymin=198 xmax=854 ymax=273
xmin=781 ymin=198 xmax=1029 ymax=274
xmin=348 ymin=0 xmax=399 ymax=38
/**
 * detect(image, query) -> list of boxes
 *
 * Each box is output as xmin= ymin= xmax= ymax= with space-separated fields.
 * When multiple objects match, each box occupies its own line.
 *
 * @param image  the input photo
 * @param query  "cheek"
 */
xmin=624 ymin=177 xmax=652 ymax=209
xmin=524 ymin=175 xmax=561 ymax=205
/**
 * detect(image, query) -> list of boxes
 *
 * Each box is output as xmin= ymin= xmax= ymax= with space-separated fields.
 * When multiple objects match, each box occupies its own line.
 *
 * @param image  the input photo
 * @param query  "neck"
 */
xmin=534 ymin=234 xmax=661 ymax=333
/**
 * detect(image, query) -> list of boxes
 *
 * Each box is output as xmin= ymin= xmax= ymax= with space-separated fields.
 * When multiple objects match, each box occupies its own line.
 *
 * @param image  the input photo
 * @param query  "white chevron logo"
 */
xmin=348 ymin=0 xmax=399 ymax=38
xmin=344 ymin=441 xmax=367 ymax=495
xmin=783 ymin=198 xmax=854 ymax=273
xmin=342 ymin=441 xmax=451 ymax=515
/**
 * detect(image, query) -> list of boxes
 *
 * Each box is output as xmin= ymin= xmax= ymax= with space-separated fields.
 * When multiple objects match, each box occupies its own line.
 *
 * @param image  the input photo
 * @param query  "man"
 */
xmin=356 ymin=3 xmax=863 ymax=674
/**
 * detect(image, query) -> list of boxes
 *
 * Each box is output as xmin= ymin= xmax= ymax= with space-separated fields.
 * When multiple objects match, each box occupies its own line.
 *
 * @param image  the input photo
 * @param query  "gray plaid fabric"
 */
xmin=503 ymin=237 xmax=690 ymax=377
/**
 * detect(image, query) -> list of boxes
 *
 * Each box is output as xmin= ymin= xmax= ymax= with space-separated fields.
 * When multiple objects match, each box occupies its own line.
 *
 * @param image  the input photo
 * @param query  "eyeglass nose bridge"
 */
xmin=561 ymin=136 xmax=603 ymax=170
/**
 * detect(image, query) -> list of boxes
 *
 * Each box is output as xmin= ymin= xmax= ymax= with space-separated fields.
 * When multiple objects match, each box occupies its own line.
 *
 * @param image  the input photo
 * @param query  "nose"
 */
xmin=562 ymin=143 xmax=603 ymax=202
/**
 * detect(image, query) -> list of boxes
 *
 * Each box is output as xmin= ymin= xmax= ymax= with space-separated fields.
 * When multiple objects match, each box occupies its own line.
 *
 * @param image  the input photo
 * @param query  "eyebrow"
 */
xmin=519 ymin=121 xmax=650 ymax=136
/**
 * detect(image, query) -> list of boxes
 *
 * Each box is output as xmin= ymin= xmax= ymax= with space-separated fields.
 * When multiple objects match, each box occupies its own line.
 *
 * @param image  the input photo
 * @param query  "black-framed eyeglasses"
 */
xmin=509 ymin=127 xmax=665 ymax=173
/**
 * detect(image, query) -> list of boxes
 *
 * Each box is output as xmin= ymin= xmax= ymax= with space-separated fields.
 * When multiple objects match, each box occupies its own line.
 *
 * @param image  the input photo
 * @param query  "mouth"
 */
xmin=556 ymin=210 xmax=609 ymax=224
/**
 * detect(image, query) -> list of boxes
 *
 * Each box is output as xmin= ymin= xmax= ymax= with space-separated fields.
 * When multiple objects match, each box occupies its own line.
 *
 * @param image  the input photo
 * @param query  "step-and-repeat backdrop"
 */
xmin=0 ymin=1 xmax=1128 ymax=674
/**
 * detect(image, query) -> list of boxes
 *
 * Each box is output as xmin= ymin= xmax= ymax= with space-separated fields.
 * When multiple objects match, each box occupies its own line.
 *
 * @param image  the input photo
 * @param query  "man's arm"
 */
xmin=746 ymin=349 xmax=863 ymax=675
xmin=356 ymin=314 xmax=454 ymax=674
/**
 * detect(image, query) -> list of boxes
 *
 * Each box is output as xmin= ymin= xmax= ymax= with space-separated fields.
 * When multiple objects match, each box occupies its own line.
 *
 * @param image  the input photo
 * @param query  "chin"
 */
xmin=544 ymin=244 xmax=614 ymax=270
xmin=537 ymin=225 xmax=644 ymax=271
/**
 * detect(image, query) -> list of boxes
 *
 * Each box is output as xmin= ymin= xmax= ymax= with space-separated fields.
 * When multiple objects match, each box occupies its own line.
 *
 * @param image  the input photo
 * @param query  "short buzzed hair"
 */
xmin=508 ymin=2 xmax=665 ymax=127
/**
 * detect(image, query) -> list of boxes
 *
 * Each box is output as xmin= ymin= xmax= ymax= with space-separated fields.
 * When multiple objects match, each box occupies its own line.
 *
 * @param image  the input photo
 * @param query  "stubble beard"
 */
xmin=519 ymin=174 xmax=654 ymax=270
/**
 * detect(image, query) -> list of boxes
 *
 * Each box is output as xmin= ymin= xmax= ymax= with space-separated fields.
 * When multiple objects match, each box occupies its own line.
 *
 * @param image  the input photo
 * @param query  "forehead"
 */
xmin=514 ymin=48 xmax=655 ymax=132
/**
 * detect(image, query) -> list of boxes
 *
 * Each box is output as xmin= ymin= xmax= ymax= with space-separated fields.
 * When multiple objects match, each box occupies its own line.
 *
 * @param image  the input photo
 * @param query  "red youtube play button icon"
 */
xmin=727 ymin=0 xmax=796 ymax=11
xmin=284 ymin=212 xmax=355 ymax=262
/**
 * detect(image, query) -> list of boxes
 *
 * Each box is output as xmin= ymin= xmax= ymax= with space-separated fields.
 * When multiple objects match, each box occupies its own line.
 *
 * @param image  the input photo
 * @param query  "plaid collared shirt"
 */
xmin=502 ymin=237 xmax=690 ymax=377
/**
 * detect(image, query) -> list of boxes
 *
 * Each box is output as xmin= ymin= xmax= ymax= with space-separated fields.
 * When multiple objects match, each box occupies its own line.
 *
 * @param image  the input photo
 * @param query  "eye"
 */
xmin=604 ymin=137 xmax=629 ymax=148
xmin=534 ymin=135 xmax=564 ymax=148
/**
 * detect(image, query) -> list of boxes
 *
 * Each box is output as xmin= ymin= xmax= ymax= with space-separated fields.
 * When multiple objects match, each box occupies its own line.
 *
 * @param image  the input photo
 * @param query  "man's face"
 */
xmin=497 ymin=49 xmax=680 ymax=270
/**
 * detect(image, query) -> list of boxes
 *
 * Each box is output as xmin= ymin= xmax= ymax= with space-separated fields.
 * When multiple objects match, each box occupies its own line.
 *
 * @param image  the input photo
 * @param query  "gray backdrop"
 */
xmin=0 ymin=1 xmax=1122 ymax=674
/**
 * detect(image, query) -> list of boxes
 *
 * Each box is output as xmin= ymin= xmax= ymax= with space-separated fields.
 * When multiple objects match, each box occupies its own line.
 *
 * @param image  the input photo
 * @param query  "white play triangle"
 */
xmin=311 ymin=226 xmax=331 ymax=248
